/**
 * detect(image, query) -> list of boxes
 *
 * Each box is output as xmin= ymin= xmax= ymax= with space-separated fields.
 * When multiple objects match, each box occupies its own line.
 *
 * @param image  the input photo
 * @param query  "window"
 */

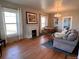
xmin=41 ymin=16 xmax=48 ymax=29
xmin=62 ymin=16 xmax=72 ymax=30
xmin=4 ymin=11 xmax=17 ymax=35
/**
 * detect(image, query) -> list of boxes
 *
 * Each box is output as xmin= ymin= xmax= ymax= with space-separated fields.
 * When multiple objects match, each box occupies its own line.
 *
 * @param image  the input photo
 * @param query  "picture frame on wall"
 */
xmin=26 ymin=12 xmax=37 ymax=24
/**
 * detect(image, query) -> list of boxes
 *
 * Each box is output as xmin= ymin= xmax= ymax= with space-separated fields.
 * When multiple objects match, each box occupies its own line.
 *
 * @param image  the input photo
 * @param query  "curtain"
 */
xmin=0 ymin=6 xmax=23 ymax=43
xmin=17 ymin=8 xmax=23 ymax=40
xmin=0 ymin=5 xmax=2 ymax=39
xmin=0 ymin=5 xmax=6 ymax=40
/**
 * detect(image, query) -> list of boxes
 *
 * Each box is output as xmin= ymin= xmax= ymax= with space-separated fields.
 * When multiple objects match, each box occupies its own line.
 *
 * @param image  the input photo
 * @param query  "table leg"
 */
xmin=51 ymin=40 xmax=53 ymax=45
xmin=3 ymin=40 xmax=6 ymax=47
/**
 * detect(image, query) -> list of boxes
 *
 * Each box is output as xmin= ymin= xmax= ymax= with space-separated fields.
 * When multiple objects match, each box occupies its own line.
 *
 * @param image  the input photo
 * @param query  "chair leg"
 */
xmin=0 ymin=46 xmax=2 ymax=56
xmin=65 ymin=55 xmax=67 ymax=59
xmin=3 ymin=40 xmax=6 ymax=47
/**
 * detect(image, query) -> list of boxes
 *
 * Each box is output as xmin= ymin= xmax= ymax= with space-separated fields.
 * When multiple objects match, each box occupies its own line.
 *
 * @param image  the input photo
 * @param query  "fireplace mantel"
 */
xmin=25 ymin=24 xmax=39 ymax=38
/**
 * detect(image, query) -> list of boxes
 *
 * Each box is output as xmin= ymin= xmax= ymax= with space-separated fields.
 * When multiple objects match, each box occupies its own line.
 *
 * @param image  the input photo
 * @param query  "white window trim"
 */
xmin=3 ymin=8 xmax=18 ymax=37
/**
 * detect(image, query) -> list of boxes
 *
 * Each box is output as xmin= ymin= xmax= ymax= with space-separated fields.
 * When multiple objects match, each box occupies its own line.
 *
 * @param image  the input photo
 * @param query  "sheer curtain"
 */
xmin=0 ymin=5 xmax=6 ymax=40
xmin=0 ymin=6 xmax=23 ymax=43
xmin=17 ymin=8 xmax=23 ymax=40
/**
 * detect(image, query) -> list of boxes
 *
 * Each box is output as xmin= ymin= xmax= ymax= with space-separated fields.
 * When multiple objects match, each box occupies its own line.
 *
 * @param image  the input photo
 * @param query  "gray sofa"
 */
xmin=53 ymin=29 xmax=79 ymax=53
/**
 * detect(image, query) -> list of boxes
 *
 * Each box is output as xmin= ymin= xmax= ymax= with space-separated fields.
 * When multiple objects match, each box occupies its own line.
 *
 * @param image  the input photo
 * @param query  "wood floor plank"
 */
xmin=0 ymin=35 xmax=77 ymax=59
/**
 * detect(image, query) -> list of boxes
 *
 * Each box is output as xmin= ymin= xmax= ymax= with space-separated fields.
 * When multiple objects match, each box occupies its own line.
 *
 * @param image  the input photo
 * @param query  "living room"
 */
xmin=0 ymin=0 xmax=79 ymax=59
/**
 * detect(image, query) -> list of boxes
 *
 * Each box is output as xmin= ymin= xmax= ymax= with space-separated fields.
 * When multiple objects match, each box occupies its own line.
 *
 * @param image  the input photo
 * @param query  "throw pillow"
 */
xmin=67 ymin=33 xmax=77 ymax=41
xmin=63 ymin=30 xmax=71 ymax=40
xmin=63 ymin=35 xmax=67 ymax=40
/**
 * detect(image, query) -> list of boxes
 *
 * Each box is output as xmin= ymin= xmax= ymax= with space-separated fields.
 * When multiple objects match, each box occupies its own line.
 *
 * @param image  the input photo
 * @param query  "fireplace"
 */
xmin=32 ymin=30 xmax=37 ymax=38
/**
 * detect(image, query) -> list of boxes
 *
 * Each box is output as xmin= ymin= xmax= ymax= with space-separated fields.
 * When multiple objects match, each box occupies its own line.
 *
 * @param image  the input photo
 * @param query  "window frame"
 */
xmin=40 ymin=15 xmax=48 ymax=29
xmin=3 ymin=8 xmax=18 ymax=37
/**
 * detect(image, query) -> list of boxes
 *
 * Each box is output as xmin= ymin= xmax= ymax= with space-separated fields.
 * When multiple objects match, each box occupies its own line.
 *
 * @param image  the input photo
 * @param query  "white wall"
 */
xmin=49 ymin=10 xmax=79 ymax=31
xmin=22 ymin=8 xmax=40 ymax=38
xmin=0 ymin=0 xmax=47 ymax=42
xmin=61 ymin=10 xmax=79 ymax=31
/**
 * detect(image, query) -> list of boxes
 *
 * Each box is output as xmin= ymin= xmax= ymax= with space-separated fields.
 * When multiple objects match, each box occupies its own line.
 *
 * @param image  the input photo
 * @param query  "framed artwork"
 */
xmin=26 ymin=12 xmax=37 ymax=24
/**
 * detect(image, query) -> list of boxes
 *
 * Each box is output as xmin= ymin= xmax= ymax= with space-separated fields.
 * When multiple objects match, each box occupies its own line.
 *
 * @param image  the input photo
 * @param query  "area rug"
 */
xmin=42 ymin=41 xmax=53 ymax=48
xmin=42 ymin=41 xmax=78 ymax=55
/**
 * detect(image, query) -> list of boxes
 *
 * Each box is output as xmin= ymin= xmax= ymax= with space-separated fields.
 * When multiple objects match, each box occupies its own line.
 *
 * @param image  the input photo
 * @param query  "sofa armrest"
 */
xmin=54 ymin=38 xmax=79 ymax=46
xmin=78 ymin=49 xmax=79 ymax=59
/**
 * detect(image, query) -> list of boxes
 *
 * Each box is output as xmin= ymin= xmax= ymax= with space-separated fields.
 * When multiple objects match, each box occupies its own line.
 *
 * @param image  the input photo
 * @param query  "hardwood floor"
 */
xmin=0 ymin=35 xmax=77 ymax=59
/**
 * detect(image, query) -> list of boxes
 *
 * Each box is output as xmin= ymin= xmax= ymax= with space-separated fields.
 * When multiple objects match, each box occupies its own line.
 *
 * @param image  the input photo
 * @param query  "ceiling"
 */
xmin=4 ymin=0 xmax=79 ymax=13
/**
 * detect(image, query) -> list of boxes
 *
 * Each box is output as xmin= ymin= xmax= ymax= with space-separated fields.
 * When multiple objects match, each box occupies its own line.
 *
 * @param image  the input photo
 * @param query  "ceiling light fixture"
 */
xmin=54 ymin=13 xmax=61 ymax=17
xmin=54 ymin=0 xmax=62 ymax=17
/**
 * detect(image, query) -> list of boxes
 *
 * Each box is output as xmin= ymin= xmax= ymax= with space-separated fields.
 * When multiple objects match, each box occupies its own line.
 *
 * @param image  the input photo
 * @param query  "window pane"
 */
xmin=41 ymin=24 xmax=45 ymax=28
xmin=4 ymin=12 xmax=16 ymax=23
xmin=41 ymin=16 xmax=46 ymax=29
xmin=4 ymin=12 xmax=16 ymax=17
xmin=6 ymin=24 xmax=17 ymax=35
xmin=5 ymin=17 xmax=16 ymax=23
xmin=41 ymin=17 xmax=46 ymax=23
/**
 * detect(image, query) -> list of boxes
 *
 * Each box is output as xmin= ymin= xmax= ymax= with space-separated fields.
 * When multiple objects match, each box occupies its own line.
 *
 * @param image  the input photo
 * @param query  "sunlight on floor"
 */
xmin=5 ymin=46 xmax=21 ymax=59
xmin=40 ymin=36 xmax=47 ymax=44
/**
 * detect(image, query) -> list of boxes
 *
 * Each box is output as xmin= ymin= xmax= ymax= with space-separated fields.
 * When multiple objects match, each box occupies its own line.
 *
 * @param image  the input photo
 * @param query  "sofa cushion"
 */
xmin=54 ymin=32 xmax=65 ymax=39
xmin=67 ymin=32 xmax=77 ymax=41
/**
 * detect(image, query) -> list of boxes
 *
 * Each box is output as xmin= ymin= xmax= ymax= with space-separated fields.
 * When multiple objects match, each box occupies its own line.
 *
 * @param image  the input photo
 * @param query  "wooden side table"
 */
xmin=0 ymin=40 xmax=6 ymax=47
xmin=0 ymin=45 xmax=2 ymax=56
xmin=0 ymin=40 xmax=6 ymax=56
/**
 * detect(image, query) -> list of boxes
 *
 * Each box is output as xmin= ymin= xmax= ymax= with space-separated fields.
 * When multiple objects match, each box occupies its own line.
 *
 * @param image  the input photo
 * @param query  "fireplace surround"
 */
xmin=32 ymin=30 xmax=37 ymax=38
